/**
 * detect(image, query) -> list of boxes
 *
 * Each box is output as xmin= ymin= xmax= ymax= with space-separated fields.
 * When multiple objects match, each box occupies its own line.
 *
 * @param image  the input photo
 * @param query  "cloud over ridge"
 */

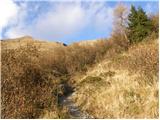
xmin=1 ymin=1 xmax=113 ymax=43
xmin=0 ymin=0 xmax=158 ymax=43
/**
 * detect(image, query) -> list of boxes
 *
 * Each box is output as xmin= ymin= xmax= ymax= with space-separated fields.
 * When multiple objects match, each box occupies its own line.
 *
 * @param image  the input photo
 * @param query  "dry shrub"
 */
xmin=97 ymin=35 xmax=130 ymax=61
xmin=64 ymin=39 xmax=114 ymax=74
xmin=93 ymin=40 xmax=110 ymax=61
xmin=65 ymin=43 xmax=95 ymax=73
xmin=1 ymin=44 xmax=58 ymax=118
xmin=144 ymin=31 xmax=158 ymax=41
xmin=150 ymin=13 xmax=159 ymax=37
xmin=1 ymin=37 xmax=117 ymax=118
xmin=71 ymin=39 xmax=158 ymax=118
xmin=39 ymin=37 xmax=129 ymax=78
xmin=112 ymin=39 xmax=158 ymax=85
xmin=111 ymin=33 xmax=129 ymax=50
xmin=2 ymin=34 xmax=158 ymax=118
xmin=129 ymin=40 xmax=158 ymax=76
xmin=51 ymin=46 xmax=68 ymax=75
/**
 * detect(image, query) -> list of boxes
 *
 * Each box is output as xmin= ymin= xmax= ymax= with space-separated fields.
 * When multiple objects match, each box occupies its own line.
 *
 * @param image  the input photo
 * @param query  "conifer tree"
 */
xmin=128 ymin=5 xmax=152 ymax=44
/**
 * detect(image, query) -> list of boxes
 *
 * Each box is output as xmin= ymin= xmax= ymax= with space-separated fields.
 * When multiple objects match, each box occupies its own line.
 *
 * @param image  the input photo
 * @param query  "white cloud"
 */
xmin=94 ymin=5 xmax=113 ymax=31
xmin=4 ymin=2 xmax=33 ymax=38
xmin=32 ymin=3 xmax=86 ymax=40
xmin=0 ymin=0 xmax=19 ymax=39
xmin=3 ymin=1 xmax=114 ymax=41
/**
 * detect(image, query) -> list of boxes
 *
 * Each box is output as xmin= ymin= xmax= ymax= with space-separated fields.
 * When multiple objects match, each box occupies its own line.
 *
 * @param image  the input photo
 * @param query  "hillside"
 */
xmin=74 ymin=39 xmax=102 ymax=46
xmin=1 ymin=36 xmax=159 ymax=119
xmin=1 ymin=0 xmax=159 ymax=119
xmin=1 ymin=36 xmax=66 ymax=51
xmin=1 ymin=36 xmax=109 ymax=119
xmin=70 ymin=39 xmax=158 ymax=118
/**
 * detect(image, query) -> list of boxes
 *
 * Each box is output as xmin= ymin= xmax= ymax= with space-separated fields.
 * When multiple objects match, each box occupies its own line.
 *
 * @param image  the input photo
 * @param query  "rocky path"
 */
xmin=59 ymin=94 xmax=94 ymax=119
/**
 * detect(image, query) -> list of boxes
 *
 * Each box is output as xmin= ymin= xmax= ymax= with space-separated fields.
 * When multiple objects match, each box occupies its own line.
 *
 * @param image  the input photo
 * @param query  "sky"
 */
xmin=0 ymin=0 xmax=159 ymax=44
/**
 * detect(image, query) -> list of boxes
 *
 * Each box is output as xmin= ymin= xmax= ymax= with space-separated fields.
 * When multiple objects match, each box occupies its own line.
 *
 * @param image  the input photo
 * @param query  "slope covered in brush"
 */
xmin=70 ymin=39 xmax=158 ymax=118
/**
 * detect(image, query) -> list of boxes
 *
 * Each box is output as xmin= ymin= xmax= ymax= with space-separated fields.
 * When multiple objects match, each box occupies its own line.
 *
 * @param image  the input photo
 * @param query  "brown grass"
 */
xmin=1 ymin=37 xmax=114 ymax=118
xmin=1 ymin=35 xmax=158 ymax=118
xmin=71 ymin=38 xmax=159 ymax=118
xmin=111 ymin=39 xmax=158 ymax=85
xmin=1 ymin=44 xmax=60 ymax=118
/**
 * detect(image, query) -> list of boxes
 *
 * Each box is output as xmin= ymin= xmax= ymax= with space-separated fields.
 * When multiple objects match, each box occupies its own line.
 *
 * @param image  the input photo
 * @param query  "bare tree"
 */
xmin=112 ymin=3 xmax=129 ymax=41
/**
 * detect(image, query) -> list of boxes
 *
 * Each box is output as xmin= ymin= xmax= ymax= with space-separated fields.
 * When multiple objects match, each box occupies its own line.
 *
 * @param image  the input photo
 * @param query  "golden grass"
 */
xmin=1 ymin=36 xmax=65 ymax=51
xmin=71 ymin=39 xmax=159 ymax=118
xmin=1 ymin=36 xmax=112 ymax=118
xmin=1 ymin=35 xmax=158 ymax=118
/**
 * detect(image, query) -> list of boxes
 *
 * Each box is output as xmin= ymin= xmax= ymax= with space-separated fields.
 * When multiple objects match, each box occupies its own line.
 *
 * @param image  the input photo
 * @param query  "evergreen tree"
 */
xmin=128 ymin=5 xmax=152 ymax=44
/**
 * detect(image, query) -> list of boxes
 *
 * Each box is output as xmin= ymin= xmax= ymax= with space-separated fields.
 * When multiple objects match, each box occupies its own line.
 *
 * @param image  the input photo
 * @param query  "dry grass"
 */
xmin=1 ymin=37 xmax=114 ymax=118
xmin=111 ymin=39 xmax=158 ymax=85
xmin=1 ymin=35 xmax=158 ymax=118
xmin=1 ymin=43 xmax=61 ymax=118
xmin=1 ymin=36 xmax=65 ymax=51
xmin=71 ymin=39 xmax=159 ymax=118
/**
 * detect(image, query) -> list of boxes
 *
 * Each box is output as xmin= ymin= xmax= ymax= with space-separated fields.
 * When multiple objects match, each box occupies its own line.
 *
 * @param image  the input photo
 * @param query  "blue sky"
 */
xmin=0 ymin=0 xmax=159 ymax=44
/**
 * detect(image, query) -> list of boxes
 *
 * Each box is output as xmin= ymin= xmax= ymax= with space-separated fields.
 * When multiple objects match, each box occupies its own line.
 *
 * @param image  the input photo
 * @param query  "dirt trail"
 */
xmin=56 ymin=78 xmax=93 ymax=118
xmin=59 ymin=94 xmax=94 ymax=119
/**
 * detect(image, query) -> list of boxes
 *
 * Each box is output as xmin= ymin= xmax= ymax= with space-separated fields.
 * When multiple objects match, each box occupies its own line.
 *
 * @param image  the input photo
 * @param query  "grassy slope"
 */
xmin=1 ymin=36 xmax=103 ymax=118
xmin=70 ymin=39 xmax=159 ymax=118
xmin=1 ymin=36 xmax=65 ymax=51
xmin=1 ymin=36 xmax=158 ymax=118
xmin=1 ymin=36 xmax=68 ymax=119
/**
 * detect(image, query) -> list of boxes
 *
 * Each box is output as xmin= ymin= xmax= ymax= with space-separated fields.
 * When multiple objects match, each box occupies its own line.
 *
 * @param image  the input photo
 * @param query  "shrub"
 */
xmin=71 ymin=39 xmax=158 ymax=119
xmin=1 ymin=44 xmax=57 ymax=118
xmin=64 ymin=41 xmax=108 ymax=74
xmin=112 ymin=39 xmax=158 ymax=85
xmin=150 ymin=13 xmax=159 ymax=37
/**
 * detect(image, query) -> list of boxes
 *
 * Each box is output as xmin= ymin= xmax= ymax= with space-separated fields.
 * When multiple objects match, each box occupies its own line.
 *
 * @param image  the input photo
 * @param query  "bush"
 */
xmin=112 ymin=39 xmax=158 ymax=85
xmin=1 ymin=38 xmax=114 ymax=118
xmin=64 ymin=40 xmax=109 ymax=74
xmin=150 ymin=14 xmax=159 ymax=37
xmin=2 ymin=32 xmax=150 ymax=118
xmin=1 ymin=44 xmax=57 ymax=118
xmin=71 ymin=39 xmax=158 ymax=119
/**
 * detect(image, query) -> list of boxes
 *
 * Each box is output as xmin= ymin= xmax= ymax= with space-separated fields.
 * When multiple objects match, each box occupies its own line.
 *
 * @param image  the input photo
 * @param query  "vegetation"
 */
xmin=128 ymin=5 xmax=152 ymax=44
xmin=71 ymin=38 xmax=158 ymax=119
xmin=1 ymin=38 xmax=115 ymax=118
xmin=150 ymin=13 xmax=159 ymax=37
xmin=1 ymin=44 xmax=56 ymax=118
xmin=112 ymin=3 xmax=128 ymax=46
xmin=70 ymin=4 xmax=159 ymax=119
xmin=1 ymin=4 xmax=159 ymax=119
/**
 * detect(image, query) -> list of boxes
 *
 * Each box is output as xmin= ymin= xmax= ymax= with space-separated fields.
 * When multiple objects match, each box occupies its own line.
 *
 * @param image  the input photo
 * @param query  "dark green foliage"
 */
xmin=128 ymin=5 xmax=152 ymax=44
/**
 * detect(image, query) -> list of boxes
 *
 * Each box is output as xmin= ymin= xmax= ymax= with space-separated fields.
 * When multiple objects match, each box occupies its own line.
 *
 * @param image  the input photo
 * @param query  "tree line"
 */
xmin=112 ymin=3 xmax=159 ymax=44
